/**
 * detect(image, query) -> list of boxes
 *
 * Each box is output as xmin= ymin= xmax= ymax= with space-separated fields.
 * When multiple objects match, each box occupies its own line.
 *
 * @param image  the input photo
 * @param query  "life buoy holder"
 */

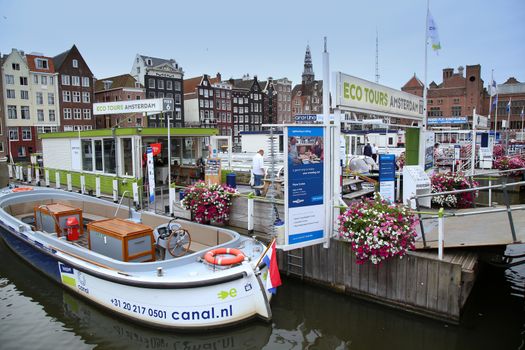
xmin=12 ymin=187 xmax=33 ymax=193
xmin=204 ymin=248 xmax=245 ymax=266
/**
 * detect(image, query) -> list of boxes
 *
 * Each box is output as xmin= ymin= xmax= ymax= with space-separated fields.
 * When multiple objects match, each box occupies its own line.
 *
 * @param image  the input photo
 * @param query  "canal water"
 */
xmin=0 ymin=165 xmax=524 ymax=349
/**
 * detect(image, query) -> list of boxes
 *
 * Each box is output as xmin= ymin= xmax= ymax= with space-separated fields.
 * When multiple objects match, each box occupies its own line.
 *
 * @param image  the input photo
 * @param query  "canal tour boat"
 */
xmin=0 ymin=186 xmax=275 ymax=330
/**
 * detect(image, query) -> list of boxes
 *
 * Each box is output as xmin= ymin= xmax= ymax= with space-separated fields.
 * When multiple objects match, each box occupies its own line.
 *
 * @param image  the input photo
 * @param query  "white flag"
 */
xmin=427 ymin=11 xmax=441 ymax=51
xmin=489 ymin=79 xmax=497 ymax=97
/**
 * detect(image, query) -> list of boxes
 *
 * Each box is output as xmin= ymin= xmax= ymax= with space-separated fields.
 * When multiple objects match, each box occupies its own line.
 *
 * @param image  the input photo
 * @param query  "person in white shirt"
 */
xmin=371 ymin=143 xmax=378 ymax=162
xmin=252 ymin=149 xmax=265 ymax=196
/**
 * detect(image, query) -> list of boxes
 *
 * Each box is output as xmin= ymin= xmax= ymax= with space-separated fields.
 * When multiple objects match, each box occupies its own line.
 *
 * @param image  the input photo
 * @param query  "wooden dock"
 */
xmin=277 ymin=240 xmax=479 ymax=323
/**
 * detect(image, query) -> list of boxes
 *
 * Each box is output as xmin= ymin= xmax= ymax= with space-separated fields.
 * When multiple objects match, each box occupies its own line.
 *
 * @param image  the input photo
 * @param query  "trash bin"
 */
xmin=226 ymin=173 xmax=237 ymax=188
xmin=179 ymin=190 xmax=185 ymax=201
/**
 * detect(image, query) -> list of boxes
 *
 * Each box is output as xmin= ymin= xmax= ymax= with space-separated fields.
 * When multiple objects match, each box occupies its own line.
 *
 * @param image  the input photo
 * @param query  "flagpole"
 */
xmin=521 ymin=108 xmax=524 ymax=140
xmin=505 ymin=98 xmax=511 ymax=151
xmin=419 ymin=0 xmax=430 ymax=168
xmin=488 ymin=69 xmax=493 ymax=131
xmin=494 ymin=94 xmax=498 ymax=139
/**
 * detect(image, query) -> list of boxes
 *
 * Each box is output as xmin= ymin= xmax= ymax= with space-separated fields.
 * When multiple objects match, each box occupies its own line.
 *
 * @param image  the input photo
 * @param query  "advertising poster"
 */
xmin=283 ymin=126 xmax=325 ymax=249
xmin=424 ymin=131 xmax=435 ymax=171
xmin=146 ymin=147 xmax=155 ymax=203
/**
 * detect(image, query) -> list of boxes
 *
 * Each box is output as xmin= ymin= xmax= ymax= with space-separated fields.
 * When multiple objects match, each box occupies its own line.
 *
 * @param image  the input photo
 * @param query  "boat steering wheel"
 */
xmin=166 ymin=219 xmax=192 ymax=257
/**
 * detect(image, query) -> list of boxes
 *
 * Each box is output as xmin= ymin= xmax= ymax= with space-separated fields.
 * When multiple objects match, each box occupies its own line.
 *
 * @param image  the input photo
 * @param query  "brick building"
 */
xmin=292 ymin=45 xmax=324 ymax=118
xmin=54 ymin=45 xmax=96 ymax=131
xmin=402 ymin=65 xmax=489 ymax=128
xmin=94 ymin=74 xmax=145 ymax=129
xmin=229 ymin=75 xmax=264 ymax=147
xmin=273 ymin=77 xmax=292 ymax=123
xmin=183 ymin=73 xmax=222 ymax=127
xmin=491 ymin=78 xmax=525 ymax=131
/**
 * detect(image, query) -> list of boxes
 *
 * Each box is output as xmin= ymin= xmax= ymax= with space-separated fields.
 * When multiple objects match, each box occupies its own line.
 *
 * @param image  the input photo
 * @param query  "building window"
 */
xmin=148 ymin=78 xmax=155 ymax=88
xmin=22 ymin=127 xmax=32 ymax=141
xmin=36 ymin=92 xmax=43 ymax=105
xmin=84 ymin=125 xmax=92 ymax=130
xmin=0 ymin=143 xmax=3 ymax=153
xmin=83 ymin=109 xmax=91 ymax=119
xmin=9 ymin=129 xmax=19 ymax=140
xmin=94 ymin=140 xmax=103 ymax=171
xmin=158 ymin=80 xmax=164 ymax=89
xmin=81 ymin=140 xmax=93 ymax=171
xmin=21 ymin=106 xmax=30 ymax=119
xmin=72 ymin=76 xmax=80 ymax=86
xmin=61 ymin=75 xmax=70 ymax=85
xmin=174 ymin=81 xmax=181 ymax=91
xmin=166 ymin=81 xmax=173 ymax=90
xmin=175 ymin=94 xmax=181 ymax=104
xmin=12 ymin=63 xmax=20 ymax=70
xmin=33 ymin=74 xmax=39 ymax=84
xmin=6 ymin=90 xmax=15 ymax=99
xmin=21 ymin=90 xmax=29 ymax=100
xmin=73 ymin=91 xmax=81 ymax=102
xmin=49 ymin=110 xmax=56 ymax=122
xmin=82 ymin=92 xmax=90 ymax=103
xmin=41 ymin=75 xmax=47 ymax=85
xmin=37 ymin=109 xmax=44 ymax=121
xmin=64 ymin=125 xmax=74 ymax=131
xmin=48 ymin=93 xmax=55 ymax=105
xmin=36 ymin=58 xmax=48 ymax=69
xmin=451 ymin=106 xmax=462 ymax=117
xmin=82 ymin=77 xmax=90 ymax=87
xmin=4 ymin=74 xmax=14 ymax=84
xmin=147 ymin=91 xmax=155 ymax=99
xmin=103 ymin=139 xmax=116 ymax=174
xmin=49 ymin=76 xmax=54 ymax=85
xmin=73 ymin=108 xmax=81 ymax=119
xmin=63 ymin=91 xmax=71 ymax=102
xmin=72 ymin=59 xmax=78 ymax=68
xmin=20 ymin=77 xmax=28 ymax=85
xmin=121 ymin=138 xmax=133 ymax=176
xmin=18 ymin=146 xmax=26 ymax=157
xmin=63 ymin=108 xmax=72 ymax=119
xmin=7 ymin=106 xmax=17 ymax=119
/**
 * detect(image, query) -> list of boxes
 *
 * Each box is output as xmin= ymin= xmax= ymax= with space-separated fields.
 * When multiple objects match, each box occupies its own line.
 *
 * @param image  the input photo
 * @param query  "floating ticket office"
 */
xmin=39 ymin=127 xmax=219 ymax=196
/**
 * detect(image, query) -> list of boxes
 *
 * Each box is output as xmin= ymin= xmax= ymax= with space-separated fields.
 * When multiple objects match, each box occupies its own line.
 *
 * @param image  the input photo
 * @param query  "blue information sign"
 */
xmin=379 ymin=154 xmax=396 ymax=181
xmin=285 ymin=126 xmax=325 ymax=246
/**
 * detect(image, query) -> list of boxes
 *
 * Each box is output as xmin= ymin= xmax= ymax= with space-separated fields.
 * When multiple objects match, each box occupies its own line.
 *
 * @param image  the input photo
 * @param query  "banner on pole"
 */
xmin=379 ymin=154 xmax=396 ymax=203
xmin=280 ymin=126 xmax=326 ymax=251
xmin=147 ymin=147 xmax=155 ymax=203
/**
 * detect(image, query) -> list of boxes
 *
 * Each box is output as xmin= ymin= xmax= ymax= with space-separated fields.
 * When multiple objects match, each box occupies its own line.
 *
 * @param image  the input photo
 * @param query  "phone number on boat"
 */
xmin=110 ymin=298 xmax=167 ymax=319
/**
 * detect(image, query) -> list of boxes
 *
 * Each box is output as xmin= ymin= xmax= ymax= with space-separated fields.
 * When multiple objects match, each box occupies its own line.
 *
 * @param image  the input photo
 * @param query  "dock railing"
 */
xmin=411 ymin=178 xmax=525 ymax=256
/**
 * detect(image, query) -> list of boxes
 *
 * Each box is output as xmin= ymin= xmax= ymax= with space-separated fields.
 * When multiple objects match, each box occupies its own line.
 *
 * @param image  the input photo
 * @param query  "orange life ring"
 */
xmin=204 ymin=248 xmax=245 ymax=266
xmin=12 ymin=187 xmax=33 ymax=193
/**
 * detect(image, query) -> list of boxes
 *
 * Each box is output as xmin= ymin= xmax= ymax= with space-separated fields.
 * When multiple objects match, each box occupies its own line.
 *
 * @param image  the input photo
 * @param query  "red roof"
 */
xmin=26 ymin=54 xmax=55 ymax=73
xmin=183 ymin=74 xmax=221 ymax=96
xmin=402 ymin=74 xmax=423 ymax=89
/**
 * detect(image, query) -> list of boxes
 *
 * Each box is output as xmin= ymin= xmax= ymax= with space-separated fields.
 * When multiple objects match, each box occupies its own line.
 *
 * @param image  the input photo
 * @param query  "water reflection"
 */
xmin=0 ymin=209 xmax=524 ymax=349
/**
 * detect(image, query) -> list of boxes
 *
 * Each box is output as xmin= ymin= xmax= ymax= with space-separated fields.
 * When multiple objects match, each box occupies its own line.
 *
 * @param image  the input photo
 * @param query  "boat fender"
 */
xmin=12 ymin=187 xmax=33 ymax=192
xmin=204 ymin=248 xmax=245 ymax=266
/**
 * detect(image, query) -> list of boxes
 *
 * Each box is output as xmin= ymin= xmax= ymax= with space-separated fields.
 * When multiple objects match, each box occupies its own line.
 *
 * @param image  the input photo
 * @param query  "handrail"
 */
xmin=411 ymin=180 xmax=525 ymax=200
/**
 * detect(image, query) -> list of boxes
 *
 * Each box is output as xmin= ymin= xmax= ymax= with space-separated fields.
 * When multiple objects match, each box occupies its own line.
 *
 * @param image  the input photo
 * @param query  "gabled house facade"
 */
xmin=131 ymin=54 xmax=184 ymax=127
xmin=53 ymin=45 xmax=96 ymax=132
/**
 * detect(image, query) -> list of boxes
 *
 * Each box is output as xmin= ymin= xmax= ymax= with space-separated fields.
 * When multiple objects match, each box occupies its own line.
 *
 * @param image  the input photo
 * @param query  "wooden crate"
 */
xmin=87 ymin=218 xmax=155 ymax=262
xmin=34 ymin=203 xmax=84 ymax=237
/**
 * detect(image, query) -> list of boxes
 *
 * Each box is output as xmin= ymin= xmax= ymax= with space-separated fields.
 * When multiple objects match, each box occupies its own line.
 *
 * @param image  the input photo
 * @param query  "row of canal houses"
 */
xmin=1 ymin=45 xmax=320 ymax=162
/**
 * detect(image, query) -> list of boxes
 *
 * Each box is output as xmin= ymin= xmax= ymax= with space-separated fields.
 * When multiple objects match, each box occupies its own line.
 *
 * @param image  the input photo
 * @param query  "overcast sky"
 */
xmin=1 ymin=0 xmax=523 ymax=90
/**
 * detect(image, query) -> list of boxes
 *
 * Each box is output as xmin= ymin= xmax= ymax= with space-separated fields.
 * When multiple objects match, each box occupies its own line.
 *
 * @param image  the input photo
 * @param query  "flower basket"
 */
xmin=430 ymin=172 xmax=478 ymax=208
xmin=181 ymin=182 xmax=237 ymax=224
xmin=493 ymin=155 xmax=525 ymax=177
xmin=338 ymin=195 xmax=419 ymax=265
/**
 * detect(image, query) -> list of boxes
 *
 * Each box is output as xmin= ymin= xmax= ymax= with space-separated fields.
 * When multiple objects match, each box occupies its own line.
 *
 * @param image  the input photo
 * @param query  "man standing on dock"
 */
xmin=252 ymin=149 xmax=265 ymax=196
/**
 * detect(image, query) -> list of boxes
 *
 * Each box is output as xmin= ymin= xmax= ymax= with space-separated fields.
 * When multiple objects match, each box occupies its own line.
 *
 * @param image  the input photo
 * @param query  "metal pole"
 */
xmin=167 ymin=111 xmax=171 ymax=188
xmin=502 ymin=180 xmax=518 ymax=242
xmin=438 ymin=207 xmax=444 ymax=260
xmin=419 ymin=0 xmax=429 ymax=167
xmin=415 ymin=197 xmax=427 ymax=247
xmin=471 ymin=108 xmax=476 ymax=177
xmin=488 ymin=178 xmax=492 ymax=207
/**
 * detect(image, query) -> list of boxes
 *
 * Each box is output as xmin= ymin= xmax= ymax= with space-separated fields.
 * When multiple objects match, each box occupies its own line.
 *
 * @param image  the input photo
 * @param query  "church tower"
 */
xmin=301 ymin=45 xmax=315 ymax=84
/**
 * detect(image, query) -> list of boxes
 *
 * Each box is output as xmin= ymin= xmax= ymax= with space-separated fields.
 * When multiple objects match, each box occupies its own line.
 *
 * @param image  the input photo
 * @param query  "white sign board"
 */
xmin=71 ymin=139 xmax=81 ymax=171
xmin=335 ymin=72 xmax=424 ymax=120
xmin=475 ymin=114 xmax=488 ymax=128
xmin=93 ymin=98 xmax=173 ymax=115
xmin=146 ymin=147 xmax=155 ymax=203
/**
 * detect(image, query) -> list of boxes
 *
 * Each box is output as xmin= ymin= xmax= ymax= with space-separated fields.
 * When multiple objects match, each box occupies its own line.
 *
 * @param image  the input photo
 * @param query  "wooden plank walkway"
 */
xmin=415 ymin=205 xmax=525 ymax=249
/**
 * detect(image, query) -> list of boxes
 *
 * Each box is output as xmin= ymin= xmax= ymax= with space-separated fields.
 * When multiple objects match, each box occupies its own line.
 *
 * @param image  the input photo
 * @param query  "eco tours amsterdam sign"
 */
xmin=93 ymin=98 xmax=174 ymax=115
xmin=334 ymin=72 xmax=424 ymax=120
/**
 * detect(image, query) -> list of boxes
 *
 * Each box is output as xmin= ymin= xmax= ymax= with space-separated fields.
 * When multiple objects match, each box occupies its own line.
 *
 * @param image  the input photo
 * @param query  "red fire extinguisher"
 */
xmin=66 ymin=216 xmax=80 ymax=241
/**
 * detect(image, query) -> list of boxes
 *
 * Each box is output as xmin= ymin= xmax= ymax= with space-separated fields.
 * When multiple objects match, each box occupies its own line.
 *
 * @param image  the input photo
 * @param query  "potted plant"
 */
xmin=338 ymin=195 xmax=419 ymax=265
xmin=430 ymin=172 xmax=478 ymax=208
xmin=181 ymin=182 xmax=237 ymax=224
